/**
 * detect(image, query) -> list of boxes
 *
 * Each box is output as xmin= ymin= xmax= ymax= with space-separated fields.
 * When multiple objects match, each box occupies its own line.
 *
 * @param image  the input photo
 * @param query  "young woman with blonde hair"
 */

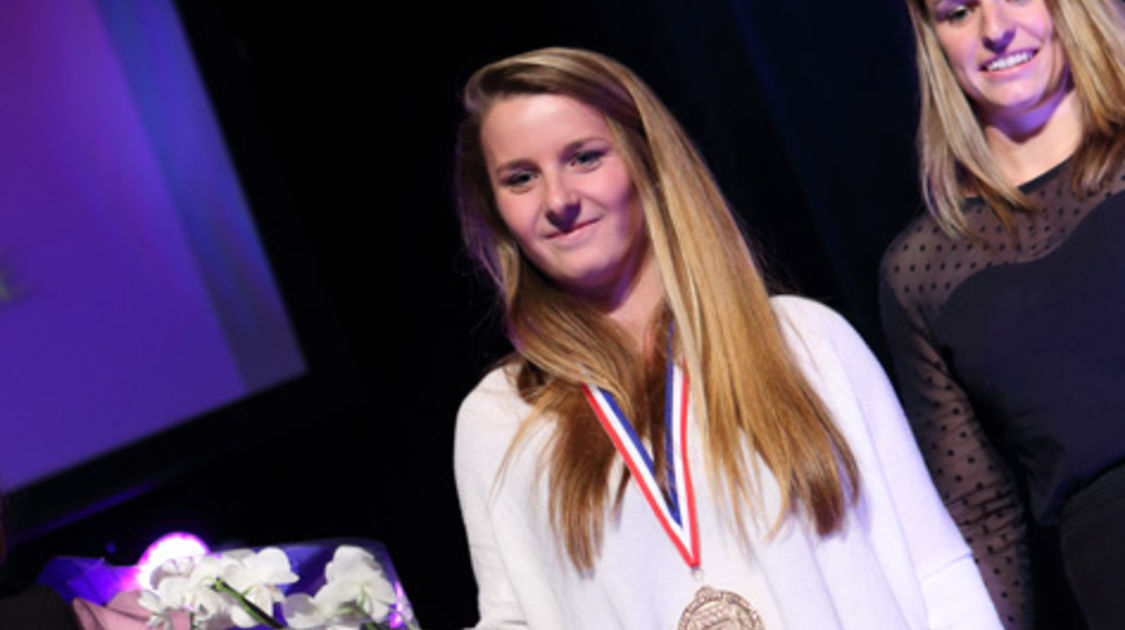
xmin=881 ymin=1 xmax=1125 ymax=628
xmin=455 ymin=47 xmax=1000 ymax=629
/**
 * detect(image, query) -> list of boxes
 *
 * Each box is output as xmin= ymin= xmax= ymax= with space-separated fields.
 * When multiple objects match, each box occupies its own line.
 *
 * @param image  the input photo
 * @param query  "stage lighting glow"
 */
xmin=135 ymin=532 xmax=210 ymax=588
xmin=386 ymin=579 xmax=409 ymax=628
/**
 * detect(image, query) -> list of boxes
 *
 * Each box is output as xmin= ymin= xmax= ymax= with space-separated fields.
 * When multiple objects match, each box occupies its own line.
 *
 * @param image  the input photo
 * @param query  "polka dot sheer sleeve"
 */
xmin=879 ymin=220 xmax=1032 ymax=630
xmin=878 ymin=157 xmax=1125 ymax=630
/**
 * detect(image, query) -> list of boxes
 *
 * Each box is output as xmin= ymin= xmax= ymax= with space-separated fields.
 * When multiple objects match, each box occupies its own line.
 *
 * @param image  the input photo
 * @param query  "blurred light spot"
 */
xmin=135 ymin=532 xmax=209 ymax=588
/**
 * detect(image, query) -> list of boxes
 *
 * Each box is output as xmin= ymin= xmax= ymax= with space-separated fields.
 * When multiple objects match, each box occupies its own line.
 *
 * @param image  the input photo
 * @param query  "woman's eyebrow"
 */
xmin=493 ymin=157 xmax=534 ymax=176
xmin=563 ymin=137 xmax=609 ymax=152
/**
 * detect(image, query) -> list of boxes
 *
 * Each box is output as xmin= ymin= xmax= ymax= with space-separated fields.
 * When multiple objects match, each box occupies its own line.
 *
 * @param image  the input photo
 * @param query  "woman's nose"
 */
xmin=544 ymin=173 xmax=580 ymax=225
xmin=981 ymin=1 xmax=1016 ymax=53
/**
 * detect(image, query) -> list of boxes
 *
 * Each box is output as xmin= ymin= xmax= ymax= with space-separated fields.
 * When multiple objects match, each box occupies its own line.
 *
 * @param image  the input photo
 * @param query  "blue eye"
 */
xmin=570 ymin=150 xmax=604 ymax=169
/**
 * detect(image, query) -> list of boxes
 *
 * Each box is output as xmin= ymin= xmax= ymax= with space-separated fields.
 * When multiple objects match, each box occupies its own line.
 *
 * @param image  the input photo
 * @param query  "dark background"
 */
xmin=0 ymin=1 xmax=1080 ymax=628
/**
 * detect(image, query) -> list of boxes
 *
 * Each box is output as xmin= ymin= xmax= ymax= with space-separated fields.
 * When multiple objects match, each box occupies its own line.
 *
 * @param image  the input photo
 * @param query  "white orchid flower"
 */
xmin=217 ymin=548 xmax=299 ymax=628
xmin=147 ymin=556 xmax=195 ymax=590
xmin=139 ymin=555 xmax=231 ymax=629
xmin=180 ymin=555 xmax=237 ymax=625
xmin=140 ymin=548 xmax=300 ymax=629
xmin=321 ymin=546 xmax=395 ymax=618
xmin=281 ymin=546 xmax=397 ymax=629
xmin=138 ymin=545 xmax=402 ymax=630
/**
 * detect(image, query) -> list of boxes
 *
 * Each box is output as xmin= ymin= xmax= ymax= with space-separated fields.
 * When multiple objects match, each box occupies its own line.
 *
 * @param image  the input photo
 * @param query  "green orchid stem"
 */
xmin=211 ymin=577 xmax=285 ymax=629
xmin=342 ymin=600 xmax=419 ymax=630
xmin=343 ymin=602 xmax=381 ymax=630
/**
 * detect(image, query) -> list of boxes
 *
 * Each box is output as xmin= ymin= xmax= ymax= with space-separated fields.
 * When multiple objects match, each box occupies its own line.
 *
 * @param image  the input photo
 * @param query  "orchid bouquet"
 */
xmin=136 ymin=545 xmax=419 ymax=630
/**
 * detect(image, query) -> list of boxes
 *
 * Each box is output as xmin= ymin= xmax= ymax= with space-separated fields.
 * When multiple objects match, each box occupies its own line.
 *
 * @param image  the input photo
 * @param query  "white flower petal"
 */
xmin=221 ymin=549 xmax=298 ymax=599
xmin=324 ymin=546 xmax=378 ymax=582
xmin=229 ymin=604 xmax=260 ymax=628
xmin=150 ymin=557 xmax=195 ymax=590
xmin=311 ymin=579 xmax=355 ymax=611
xmin=155 ymin=576 xmax=191 ymax=608
xmin=283 ymin=593 xmax=330 ymax=629
xmin=220 ymin=565 xmax=256 ymax=591
xmin=136 ymin=590 xmax=166 ymax=615
xmin=186 ymin=586 xmax=232 ymax=620
xmin=357 ymin=588 xmax=391 ymax=621
xmin=189 ymin=556 xmax=226 ymax=585
xmin=246 ymin=584 xmax=280 ymax=613
xmin=145 ymin=611 xmax=173 ymax=629
xmin=221 ymin=549 xmax=254 ymax=562
xmin=252 ymin=548 xmax=299 ymax=584
xmin=366 ymin=575 xmax=396 ymax=604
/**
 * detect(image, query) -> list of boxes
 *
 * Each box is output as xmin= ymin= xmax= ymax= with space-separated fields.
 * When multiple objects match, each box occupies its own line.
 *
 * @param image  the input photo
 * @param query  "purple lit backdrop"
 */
xmin=0 ymin=0 xmax=304 ymax=488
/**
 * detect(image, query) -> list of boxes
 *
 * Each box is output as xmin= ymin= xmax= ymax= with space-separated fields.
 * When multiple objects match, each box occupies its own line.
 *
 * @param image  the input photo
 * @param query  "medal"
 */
xmin=677 ymin=586 xmax=764 ymax=630
xmin=582 ymin=341 xmax=765 ymax=628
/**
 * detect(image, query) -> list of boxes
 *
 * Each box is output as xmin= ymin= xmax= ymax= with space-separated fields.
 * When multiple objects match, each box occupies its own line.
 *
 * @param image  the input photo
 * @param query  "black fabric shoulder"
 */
xmin=0 ymin=585 xmax=81 ymax=630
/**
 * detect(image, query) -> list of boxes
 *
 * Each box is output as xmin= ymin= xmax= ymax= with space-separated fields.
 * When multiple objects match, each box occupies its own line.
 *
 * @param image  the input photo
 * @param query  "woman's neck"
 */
xmin=982 ymin=87 xmax=1084 ymax=186
xmin=601 ymin=254 xmax=664 ymax=355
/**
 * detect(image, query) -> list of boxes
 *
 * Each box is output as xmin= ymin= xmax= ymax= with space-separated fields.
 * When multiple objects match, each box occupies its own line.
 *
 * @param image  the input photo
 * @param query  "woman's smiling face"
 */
xmin=480 ymin=93 xmax=646 ymax=303
xmin=931 ymin=0 xmax=1070 ymax=128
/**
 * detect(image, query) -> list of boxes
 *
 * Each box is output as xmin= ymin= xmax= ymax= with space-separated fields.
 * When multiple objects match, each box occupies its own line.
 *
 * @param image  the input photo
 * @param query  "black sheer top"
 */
xmin=879 ymin=158 xmax=1125 ymax=630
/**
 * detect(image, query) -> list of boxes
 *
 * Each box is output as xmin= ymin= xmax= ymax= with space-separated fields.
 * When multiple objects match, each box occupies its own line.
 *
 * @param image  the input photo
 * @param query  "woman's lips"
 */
xmin=981 ymin=49 xmax=1037 ymax=73
xmin=547 ymin=218 xmax=600 ymax=240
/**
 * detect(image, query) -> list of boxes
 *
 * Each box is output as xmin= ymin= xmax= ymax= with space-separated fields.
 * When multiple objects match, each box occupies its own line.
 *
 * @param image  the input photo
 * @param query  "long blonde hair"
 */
xmin=907 ymin=0 xmax=1125 ymax=236
xmin=455 ymin=47 xmax=858 ymax=571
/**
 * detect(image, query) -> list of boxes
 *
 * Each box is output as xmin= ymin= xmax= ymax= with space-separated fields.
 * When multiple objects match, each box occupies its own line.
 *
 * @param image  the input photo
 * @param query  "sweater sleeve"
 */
xmin=453 ymin=375 xmax=530 ymax=630
xmin=779 ymin=297 xmax=1001 ymax=630
xmin=878 ymin=276 xmax=1031 ymax=630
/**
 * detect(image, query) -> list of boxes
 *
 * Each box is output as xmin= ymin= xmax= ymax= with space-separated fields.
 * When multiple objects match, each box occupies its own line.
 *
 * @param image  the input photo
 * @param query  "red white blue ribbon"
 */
xmin=582 ymin=361 xmax=700 ymax=569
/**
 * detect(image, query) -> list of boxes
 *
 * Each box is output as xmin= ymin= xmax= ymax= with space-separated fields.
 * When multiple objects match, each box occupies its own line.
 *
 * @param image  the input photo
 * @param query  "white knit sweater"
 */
xmin=454 ymin=296 xmax=1002 ymax=630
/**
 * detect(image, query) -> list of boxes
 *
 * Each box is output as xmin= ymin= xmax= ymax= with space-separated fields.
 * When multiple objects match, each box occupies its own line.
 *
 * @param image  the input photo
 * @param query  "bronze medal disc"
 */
xmin=677 ymin=586 xmax=764 ymax=630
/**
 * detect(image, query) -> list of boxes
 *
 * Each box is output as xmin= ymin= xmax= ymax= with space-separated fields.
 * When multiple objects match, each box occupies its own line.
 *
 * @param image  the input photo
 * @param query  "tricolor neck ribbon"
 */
xmin=582 ymin=358 xmax=700 ymax=569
